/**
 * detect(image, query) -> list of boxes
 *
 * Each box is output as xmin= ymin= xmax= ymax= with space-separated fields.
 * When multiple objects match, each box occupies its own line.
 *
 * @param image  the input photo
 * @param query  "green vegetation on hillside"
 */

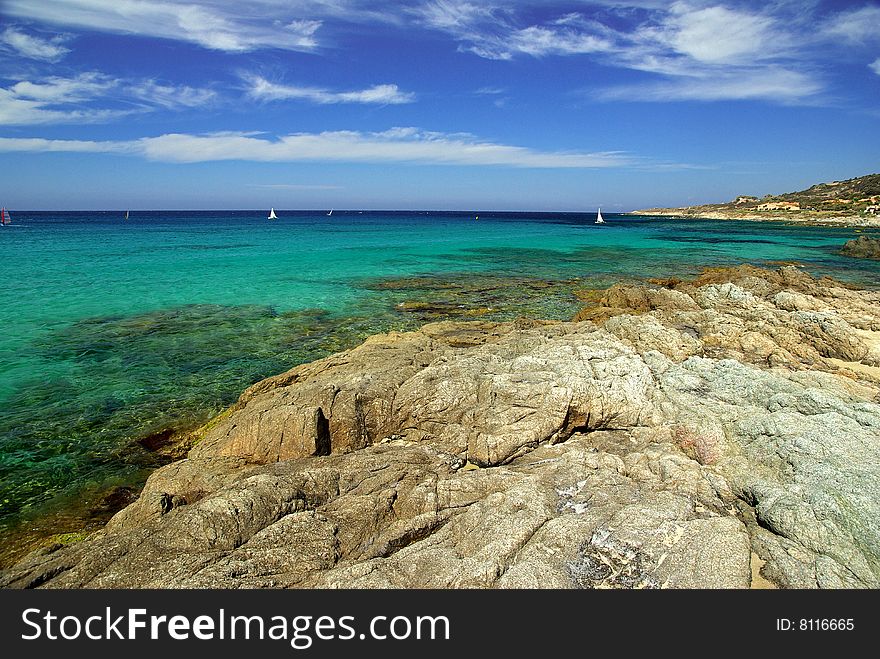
xmin=773 ymin=174 xmax=880 ymax=211
xmin=638 ymin=173 xmax=880 ymax=220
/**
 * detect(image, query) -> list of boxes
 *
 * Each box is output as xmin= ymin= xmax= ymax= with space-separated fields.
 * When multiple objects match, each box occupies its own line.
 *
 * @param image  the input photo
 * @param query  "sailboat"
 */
xmin=268 ymin=208 xmax=277 ymax=220
xmin=1 ymin=207 xmax=10 ymax=226
xmin=124 ymin=210 xmax=129 ymax=220
xmin=327 ymin=209 xmax=333 ymax=216
xmin=595 ymin=208 xmax=605 ymax=224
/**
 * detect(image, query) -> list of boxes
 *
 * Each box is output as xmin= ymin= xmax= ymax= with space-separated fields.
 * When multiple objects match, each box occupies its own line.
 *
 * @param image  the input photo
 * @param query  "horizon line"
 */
xmin=3 ymin=208 xmax=635 ymax=214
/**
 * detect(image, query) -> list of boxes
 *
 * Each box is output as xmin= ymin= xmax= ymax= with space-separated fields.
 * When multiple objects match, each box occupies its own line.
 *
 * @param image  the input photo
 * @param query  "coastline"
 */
xmin=11 ymin=209 xmax=879 ymax=566
xmin=3 ymin=262 xmax=879 ymax=589
xmin=627 ymin=208 xmax=880 ymax=228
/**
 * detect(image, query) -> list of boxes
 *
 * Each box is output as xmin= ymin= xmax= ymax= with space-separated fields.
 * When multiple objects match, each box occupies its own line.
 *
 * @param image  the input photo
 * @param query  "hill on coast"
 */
xmin=634 ymin=173 xmax=880 ymax=224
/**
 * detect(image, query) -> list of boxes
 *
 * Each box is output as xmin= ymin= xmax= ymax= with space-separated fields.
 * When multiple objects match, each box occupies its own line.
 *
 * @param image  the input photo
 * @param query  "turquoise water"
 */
xmin=0 ymin=210 xmax=877 ymax=537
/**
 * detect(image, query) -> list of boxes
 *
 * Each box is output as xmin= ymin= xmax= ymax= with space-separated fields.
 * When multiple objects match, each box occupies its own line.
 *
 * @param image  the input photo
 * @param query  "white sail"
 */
xmin=124 ymin=210 xmax=129 ymax=220
xmin=327 ymin=209 xmax=333 ymax=216
xmin=268 ymin=208 xmax=277 ymax=220
xmin=595 ymin=208 xmax=605 ymax=224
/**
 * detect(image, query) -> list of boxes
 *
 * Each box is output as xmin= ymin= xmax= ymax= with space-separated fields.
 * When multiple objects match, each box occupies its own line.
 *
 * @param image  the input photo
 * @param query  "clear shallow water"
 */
xmin=0 ymin=210 xmax=877 ymax=539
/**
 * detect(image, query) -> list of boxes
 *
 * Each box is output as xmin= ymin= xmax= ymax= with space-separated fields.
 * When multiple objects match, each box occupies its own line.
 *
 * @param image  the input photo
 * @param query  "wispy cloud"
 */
xmin=410 ymin=1 xmax=837 ymax=104
xmin=505 ymin=24 xmax=613 ymax=58
xmin=0 ymin=73 xmax=127 ymax=125
xmin=0 ymin=27 xmax=70 ymax=62
xmin=0 ymin=136 xmax=134 ymax=154
xmin=244 ymin=74 xmax=415 ymax=105
xmin=416 ymin=1 xmax=498 ymax=32
xmin=0 ymin=73 xmax=216 ymax=125
xmin=0 ymin=127 xmax=646 ymax=168
xmin=2 ymin=1 xmax=870 ymax=110
xmin=135 ymin=128 xmax=637 ymax=167
xmin=871 ymin=58 xmax=880 ymax=76
xmin=594 ymin=1 xmax=826 ymax=103
xmin=2 ymin=0 xmax=322 ymax=53
xmin=127 ymin=80 xmax=217 ymax=109
xmin=412 ymin=1 xmax=614 ymax=60
xmin=823 ymin=5 xmax=880 ymax=43
xmin=474 ymin=86 xmax=509 ymax=107
xmin=9 ymin=72 xmax=115 ymax=103
xmin=597 ymin=67 xmax=823 ymax=103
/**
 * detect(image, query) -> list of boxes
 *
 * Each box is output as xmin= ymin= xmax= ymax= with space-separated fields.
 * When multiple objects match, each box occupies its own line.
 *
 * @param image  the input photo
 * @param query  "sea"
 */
xmin=0 ymin=210 xmax=877 ymax=560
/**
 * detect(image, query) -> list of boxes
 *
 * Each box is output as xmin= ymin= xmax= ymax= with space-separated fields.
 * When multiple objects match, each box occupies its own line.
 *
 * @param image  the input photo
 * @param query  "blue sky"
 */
xmin=0 ymin=0 xmax=878 ymax=210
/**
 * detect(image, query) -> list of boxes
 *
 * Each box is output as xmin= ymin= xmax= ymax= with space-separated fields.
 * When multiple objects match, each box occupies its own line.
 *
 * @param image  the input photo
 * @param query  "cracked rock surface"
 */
xmin=3 ymin=265 xmax=879 ymax=589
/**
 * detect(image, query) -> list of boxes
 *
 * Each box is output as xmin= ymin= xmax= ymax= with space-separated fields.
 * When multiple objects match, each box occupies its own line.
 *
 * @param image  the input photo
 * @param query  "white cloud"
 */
xmin=239 ymin=0 xmax=406 ymax=26
xmin=0 ymin=136 xmax=134 ymax=153
xmin=10 ymin=72 xmax=115 ymax=103
xmin=603 ymin=2 xmax=825 ymax=103
xmin=824 ymin=5 xmax=880 ymax=43
xmin=245 ymin=75 xmax=415 ymax=104
xmin=0 ymin=127 xmax=642 ymax=168
xmin=474 ymin=86 xmax=508 ymax=107
xmin=135 ymin=129 xmax=635 ymax=167
xmin=871 ymin=58 xmax=880 ymax=76
xmin=582 ymin=2 xmax=824 ymax=104
xmin=413 ymin=2 xmax=613 ymax=60
xmin=598 ymin=67 xmax=823 ymax=103
xmin=505 ymin=25 xmax=613 ymax=57
xmin=127 ymin=80 xmax=217 ymax=108
xmin=0 ymin=92 xmax=131 ymax=125
xmin=656 ymin=2 xmax=787 ymax=64
xmin=416 ymin=1 xmax=497 ymax=31
xmin=0 ymin=73 xmax=216 ymax=125
xmin=413 ymin=2 xmax=787 ymax=68
xmin=0 ymin=73 xmax=129 ymax=125
xmin=2 ymin=0 xmax=322 ymax=52
xmin=413 ymin=0 xmax=510 ymax=59
xmin=0 ymin=27 xmax=70 ymax=61
xmin=409 ymin=2 xmax=828 ymax=104
xmin=0 ymin=1 xmax=857 ymax=109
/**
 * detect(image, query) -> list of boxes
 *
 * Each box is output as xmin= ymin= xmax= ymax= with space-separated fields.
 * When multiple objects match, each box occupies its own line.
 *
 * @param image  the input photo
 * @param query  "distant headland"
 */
xmin=631 ymin=173 xmax=880 ymax=227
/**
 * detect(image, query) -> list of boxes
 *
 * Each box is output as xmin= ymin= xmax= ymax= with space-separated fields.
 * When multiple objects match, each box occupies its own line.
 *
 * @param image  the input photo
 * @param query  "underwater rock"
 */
xmin=841 ymin=235 xmax=880 ymax=259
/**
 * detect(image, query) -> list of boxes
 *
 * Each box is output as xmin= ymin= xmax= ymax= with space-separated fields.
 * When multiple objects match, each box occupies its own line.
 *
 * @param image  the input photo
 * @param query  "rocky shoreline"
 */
xmin=3 ymin=264 xmax=879 ymax=589
xmin=628 ymin=209 xmax=880 ymax=227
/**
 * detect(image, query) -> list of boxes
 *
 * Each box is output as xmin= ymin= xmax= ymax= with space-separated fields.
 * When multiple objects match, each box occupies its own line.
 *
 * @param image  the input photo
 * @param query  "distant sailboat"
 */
xmin=595 ymin=208 xmax=605 ymax=224
xmin=124 ymin=210 xmax=129 ymax=220
xmin=268 ymin=208 xmax=278 ymax=220
xmin=1 ymin=207 xmax=10 ymax=226
xmin=327 ymin=209 xmax=333 ymax=216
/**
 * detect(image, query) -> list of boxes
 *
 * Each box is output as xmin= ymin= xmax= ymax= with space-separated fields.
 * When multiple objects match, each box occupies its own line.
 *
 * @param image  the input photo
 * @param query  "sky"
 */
xmin=0 ymin=0 xmax=878 ymax=211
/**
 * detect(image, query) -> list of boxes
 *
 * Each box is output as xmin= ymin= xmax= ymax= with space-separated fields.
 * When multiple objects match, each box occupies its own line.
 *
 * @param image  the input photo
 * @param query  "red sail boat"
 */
xmin=0 ymin=208 xmax=10 ymax=226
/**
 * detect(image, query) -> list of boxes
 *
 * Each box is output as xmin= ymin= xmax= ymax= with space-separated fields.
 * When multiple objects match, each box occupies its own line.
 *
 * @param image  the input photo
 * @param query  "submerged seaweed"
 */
xmin=365 ymin=273 xmax=590 ymax=323
xmin=0 ymin=303 xmax=392 ymax=532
